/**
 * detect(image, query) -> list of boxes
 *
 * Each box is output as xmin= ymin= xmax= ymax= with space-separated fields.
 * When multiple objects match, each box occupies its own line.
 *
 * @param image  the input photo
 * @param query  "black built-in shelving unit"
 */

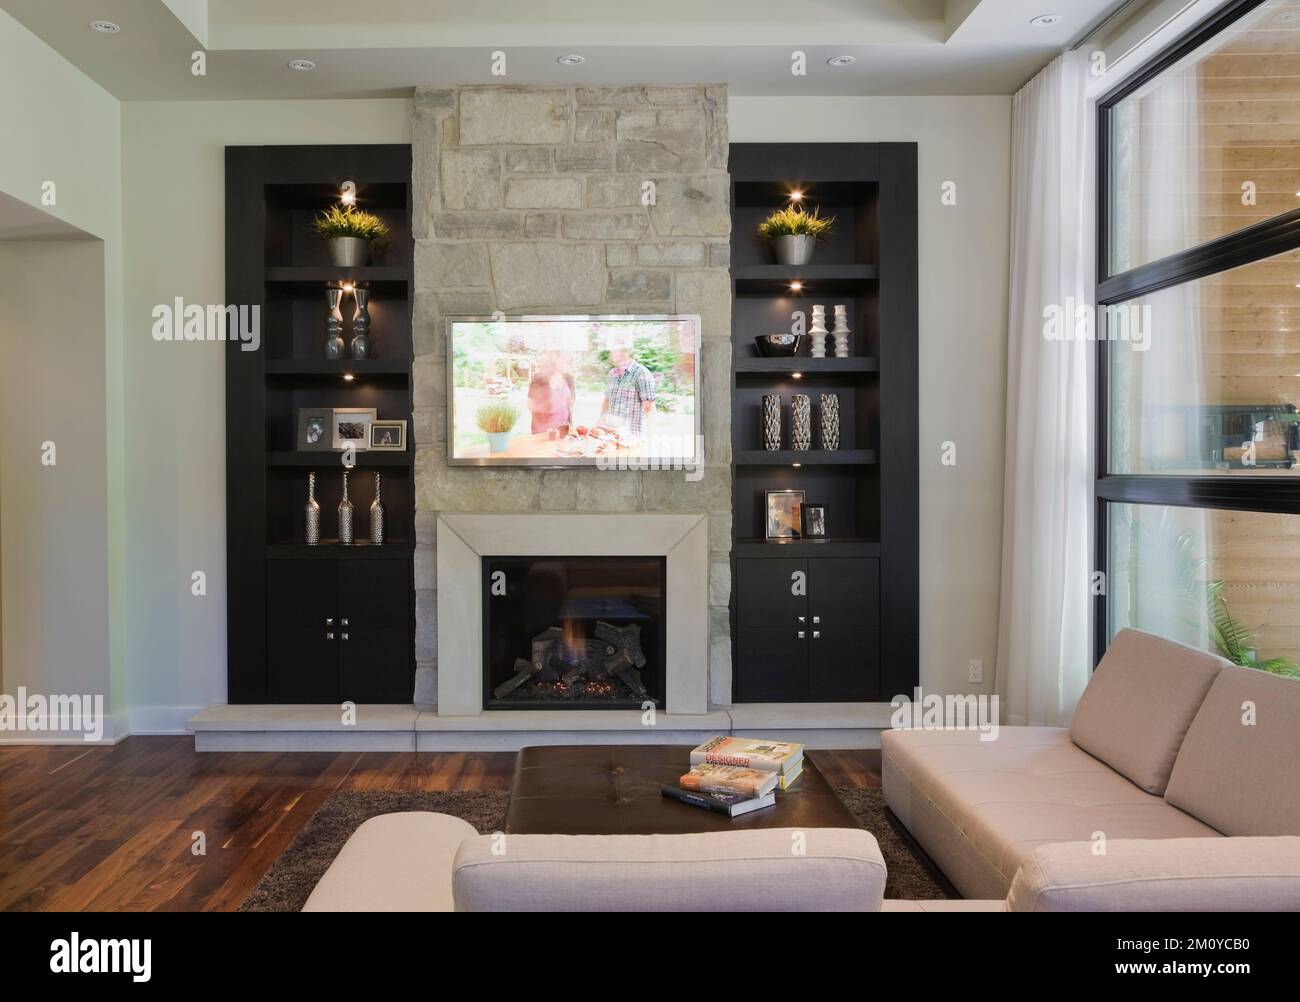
xmin=226 ymin=145 xmax=415 ymax=703
xmin=729 ymin=143 xmax=918 ymax=702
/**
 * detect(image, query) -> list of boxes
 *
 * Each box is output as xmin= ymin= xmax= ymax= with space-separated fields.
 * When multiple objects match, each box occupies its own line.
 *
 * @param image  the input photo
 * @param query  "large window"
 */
xmin=1097 ymin=0 xmax=1300 ymax=677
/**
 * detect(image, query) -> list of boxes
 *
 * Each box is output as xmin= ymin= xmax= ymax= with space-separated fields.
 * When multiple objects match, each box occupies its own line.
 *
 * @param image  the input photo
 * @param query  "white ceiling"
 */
xmin=1 ymin=0 xmax=1134 ymax=100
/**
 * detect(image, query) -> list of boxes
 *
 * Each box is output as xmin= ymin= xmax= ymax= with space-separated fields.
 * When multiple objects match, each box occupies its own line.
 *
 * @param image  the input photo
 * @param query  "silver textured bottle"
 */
xmin=305 ymin=471 xmax=321 ymax=545
xmin=369 ymin=473 xmax=385 ymax=545
xmin=762 ymin=395 xmax=782 ymax=451
xmin=324 ymin=289 xmax=345 ymax=359
xmin=790 ymin=394 xmax=812 ymax=451
xmin=350 ymin=288 xmax=371 ymax=359
xmin=338 ymin=470 xmax=354 ymax=544
xmin=819 ymin=393 xmax=840 ymax=450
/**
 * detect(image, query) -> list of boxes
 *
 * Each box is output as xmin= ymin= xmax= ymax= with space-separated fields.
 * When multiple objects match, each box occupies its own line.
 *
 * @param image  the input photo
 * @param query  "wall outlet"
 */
xmin=968 ymin=658 xmax=984 ymax=684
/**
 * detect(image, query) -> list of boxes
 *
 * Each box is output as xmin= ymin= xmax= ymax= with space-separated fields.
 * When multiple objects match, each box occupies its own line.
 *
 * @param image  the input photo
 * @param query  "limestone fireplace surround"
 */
xmin=436 ymin=513 xmax=709 ymax=715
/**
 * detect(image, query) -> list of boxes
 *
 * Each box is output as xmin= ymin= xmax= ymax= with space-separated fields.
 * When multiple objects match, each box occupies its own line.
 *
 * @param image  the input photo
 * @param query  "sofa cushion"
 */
xmin=303 ymin=812 xmax=478 ymax=912
xmin=1069 ymin=628 xmax=1225 ymax=795
xmin=1006 ymin=837 xmax=1300 ymax=912
xmin=882 ymin=726 xmax=1220 ymax=897
xmin=452 ymin=827 xmax=885 ymax=912
xmin=1165 ymin=666 xmax=1300 ymax=836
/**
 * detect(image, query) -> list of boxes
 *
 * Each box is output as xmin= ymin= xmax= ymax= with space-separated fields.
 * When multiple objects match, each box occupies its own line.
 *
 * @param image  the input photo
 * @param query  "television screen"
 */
xmin=447 ymin=315 xmax=701 ymax=466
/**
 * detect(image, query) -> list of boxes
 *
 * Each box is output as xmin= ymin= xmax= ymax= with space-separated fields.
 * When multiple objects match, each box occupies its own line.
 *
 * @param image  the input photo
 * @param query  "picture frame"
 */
xmin=764 ymin=489 xmax=804 ymax=540
xmin=369 ymin=419 xmax=407 ymax=451
xmin=330 ymin=407 xmax=377 ymax=451
xmin=802 ymin=502 xmax=827 ymax=538
xmin=295 ymin=408 xmax=335 ymax=451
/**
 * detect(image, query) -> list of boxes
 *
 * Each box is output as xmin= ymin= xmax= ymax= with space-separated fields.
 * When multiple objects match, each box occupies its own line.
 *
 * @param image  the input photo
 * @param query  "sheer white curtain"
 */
xmin=995 ymin=51 xmax=1095 ymax=726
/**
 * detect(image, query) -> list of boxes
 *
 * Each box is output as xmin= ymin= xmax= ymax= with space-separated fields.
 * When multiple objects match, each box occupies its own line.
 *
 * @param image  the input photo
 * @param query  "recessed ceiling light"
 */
xmin=287 ymin=59 xmax=317 ymax=71
xmin=88 ymin=20 xmax=121 ymax=33
xmin=827 ymin=55 xmax=855 ymax=67
xmin=557 ymin=54 xmax=585 ymax=66
xmin=1029 ymin=14 xmax=1062 ymax=27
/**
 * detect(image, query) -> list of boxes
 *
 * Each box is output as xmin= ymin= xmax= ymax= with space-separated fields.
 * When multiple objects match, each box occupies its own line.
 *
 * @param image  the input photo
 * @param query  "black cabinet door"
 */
xmin=736 ymin=625 xmax=809 ymax=701
xmin=736 ymin=558 xmax=808 ymax=630
xmin=266 ymin=560 xmax=340 ymax=701
xmin=338 ymin=560 xmax=413 ymax=703
xmin=808 ymin=558 xmax=880 ymax=699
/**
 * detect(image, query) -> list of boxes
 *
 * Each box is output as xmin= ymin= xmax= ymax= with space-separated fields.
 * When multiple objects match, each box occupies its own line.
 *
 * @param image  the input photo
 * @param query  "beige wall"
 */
xmin=115 ymin=94 xmax=1010 ymax=718
xmin=730 ymin=96 xmax=1013 ymax=700
xmin=0 ymin=11 xmax=125 ymax=735
xmin=0 ymin=238 xmax=111 ymax=733
xmin=121 ymin=99 xmax=412 ymax=728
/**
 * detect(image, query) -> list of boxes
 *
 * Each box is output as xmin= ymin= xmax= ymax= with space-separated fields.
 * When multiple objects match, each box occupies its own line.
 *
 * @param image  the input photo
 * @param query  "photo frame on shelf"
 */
xmin=764 ymin=489 xmax=804 ymax=540
xmin=802 ymin=502 xmax=827 ymax=538
xmin=295 ymin=408 xmax=335 ymax=451
xmin=370 ymin=419 xmax=407 ymax=451
xmin=330 ymin=407 xmax=377 ymax=451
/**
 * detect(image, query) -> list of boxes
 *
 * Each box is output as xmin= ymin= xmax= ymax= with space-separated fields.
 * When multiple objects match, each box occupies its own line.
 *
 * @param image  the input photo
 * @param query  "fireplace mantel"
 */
xmin=436 ymin=514 xmax=709 ymax=715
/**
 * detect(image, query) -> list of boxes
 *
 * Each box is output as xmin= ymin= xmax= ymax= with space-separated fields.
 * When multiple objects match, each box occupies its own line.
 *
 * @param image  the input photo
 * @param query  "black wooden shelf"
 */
xmin=267 ymin=541 xmax=414 ymax=559
xmin=734 ymin=264 xmax=876 ymax=295
xmin=735 ymin=357 xmax=878 ymax=375
xmin=733 ymin=538 xmax=881 ymax=558
xmin=265 ymin=266 xmax=410 ymax=283
xmin=735 ymin=449 xmax=876 ymax=466
xmin=265 ymin=359 xmax=412 ymax=378
xmin=267 ymin=451 xmax=412 ymax=467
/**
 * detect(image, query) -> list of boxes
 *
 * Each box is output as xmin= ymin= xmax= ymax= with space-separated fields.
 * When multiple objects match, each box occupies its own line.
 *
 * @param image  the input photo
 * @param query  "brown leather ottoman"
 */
xmin=504 ymin=745 xmax=862 ymax=835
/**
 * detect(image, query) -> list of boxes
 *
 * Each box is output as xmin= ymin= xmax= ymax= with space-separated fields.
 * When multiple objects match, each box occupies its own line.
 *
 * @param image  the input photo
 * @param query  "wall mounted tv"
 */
xmin=447 ymin=315 xmax=701 ymax=467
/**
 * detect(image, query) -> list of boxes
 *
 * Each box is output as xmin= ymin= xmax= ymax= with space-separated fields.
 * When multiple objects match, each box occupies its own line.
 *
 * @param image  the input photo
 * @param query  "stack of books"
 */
xmin=661 ymin=737 xmax=805 ymax=817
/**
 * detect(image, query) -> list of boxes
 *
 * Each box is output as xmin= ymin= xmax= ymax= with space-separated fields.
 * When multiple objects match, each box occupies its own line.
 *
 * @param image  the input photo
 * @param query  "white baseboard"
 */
xmin=128 ymin=705 xmax=207 ymax=735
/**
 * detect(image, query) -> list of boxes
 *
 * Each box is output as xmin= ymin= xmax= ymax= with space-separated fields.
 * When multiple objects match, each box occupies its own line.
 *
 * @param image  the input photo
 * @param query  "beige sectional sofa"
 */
xmin=883 ymin=628 xmax=1300 ymax=906
xmin=305 ymin=628 xmax=1299 ymax=911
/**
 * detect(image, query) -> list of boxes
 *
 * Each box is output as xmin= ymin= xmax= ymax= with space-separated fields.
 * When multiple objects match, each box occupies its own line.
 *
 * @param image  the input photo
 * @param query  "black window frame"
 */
xmin=1094 ymin=0 xmax=1300 ymax=662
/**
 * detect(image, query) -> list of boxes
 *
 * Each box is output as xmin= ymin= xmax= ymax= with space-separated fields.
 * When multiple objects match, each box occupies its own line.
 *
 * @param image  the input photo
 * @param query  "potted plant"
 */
xmin=476 ymin=401 xmax=520 ymax=454
xmin=757 ymin=205 xmax=835 ymax=265
xmin=313 ymin=204 xmax=391 ymax=267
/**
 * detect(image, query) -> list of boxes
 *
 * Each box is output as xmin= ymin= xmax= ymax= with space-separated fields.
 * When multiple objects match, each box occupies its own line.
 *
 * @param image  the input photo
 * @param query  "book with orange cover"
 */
xmin=689 ymin=736 xmax=803 ymax=774
xmin=679 ymin=763 xmax=779 ymax=798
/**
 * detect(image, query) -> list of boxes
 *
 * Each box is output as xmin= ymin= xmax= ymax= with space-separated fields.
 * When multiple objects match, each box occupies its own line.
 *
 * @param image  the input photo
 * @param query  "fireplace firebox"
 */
xmin=483 ymin=556 xmax=665 ymax=709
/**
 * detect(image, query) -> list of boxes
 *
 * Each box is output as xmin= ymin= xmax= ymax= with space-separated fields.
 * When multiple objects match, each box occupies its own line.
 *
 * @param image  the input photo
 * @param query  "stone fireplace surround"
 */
xmin=437 ymin=514 xmax=708 ymax=715
xmin=410 ymin=83 xmax=734 ymax=712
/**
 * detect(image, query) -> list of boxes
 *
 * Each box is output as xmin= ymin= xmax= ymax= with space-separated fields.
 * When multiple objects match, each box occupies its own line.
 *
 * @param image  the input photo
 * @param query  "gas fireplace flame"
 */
xmin=562 ymin=619 xmax=586 ymax=663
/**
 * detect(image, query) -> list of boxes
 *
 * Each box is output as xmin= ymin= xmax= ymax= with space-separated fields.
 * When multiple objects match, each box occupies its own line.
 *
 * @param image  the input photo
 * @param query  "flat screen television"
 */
xmin=446 ymin=314 xmax=701 ymax=467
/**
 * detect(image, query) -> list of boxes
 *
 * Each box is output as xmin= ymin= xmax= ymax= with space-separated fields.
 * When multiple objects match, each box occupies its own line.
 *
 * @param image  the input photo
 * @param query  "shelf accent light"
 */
xmin=789 ymin=189 xmax=804 ymax=202
xmin=340 ymin=180 xmax=357 ymax=206
xmin=342 ymin=373 xmax=355 ymax=382
xmin=789 ymin=281 xmax=803 ymax=292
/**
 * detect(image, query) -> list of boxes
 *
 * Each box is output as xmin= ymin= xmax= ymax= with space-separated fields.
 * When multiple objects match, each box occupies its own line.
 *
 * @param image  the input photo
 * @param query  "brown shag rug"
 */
xmin=238 ymin=786 xmax=950 ymax=911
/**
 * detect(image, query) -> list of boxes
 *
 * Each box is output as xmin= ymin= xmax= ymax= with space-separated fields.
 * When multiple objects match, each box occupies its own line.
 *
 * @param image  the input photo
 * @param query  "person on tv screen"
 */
xmin=527 ymin=350 xmax=575 ymax=435
xmin=600 ymin=337 xmax=655 ymax=441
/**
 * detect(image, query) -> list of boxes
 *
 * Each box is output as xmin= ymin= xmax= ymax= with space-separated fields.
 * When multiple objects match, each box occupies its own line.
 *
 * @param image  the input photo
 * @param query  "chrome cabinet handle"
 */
xmin=341 ymin=632 xmax=350 ymax=641
xmin=812 ymin=630 xmax=821 ymax=639
xmin=797 ymin=630 xmax=806 ymax=639
xmin=812 ymin=615 xmax=820 ymax=624
xmin=325 ymin=617 xmax=334 ymax=626
xmin=341 ymin=618 xmax=350 ymax=626
xmin=326 ymin=631 xmax=335 ymax=640
xmin=797 ymin=615 xmax=805 ymax=623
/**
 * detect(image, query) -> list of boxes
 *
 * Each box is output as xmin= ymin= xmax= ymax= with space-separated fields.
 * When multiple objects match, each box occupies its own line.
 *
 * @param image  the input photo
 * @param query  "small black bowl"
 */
xmin=754 ymin=334 xmax=806 ymax=358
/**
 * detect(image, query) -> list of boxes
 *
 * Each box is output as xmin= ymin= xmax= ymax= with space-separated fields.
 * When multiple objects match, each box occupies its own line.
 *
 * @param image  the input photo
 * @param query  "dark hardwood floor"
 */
xmin=0 ymin=737 xmax=880 ymax=911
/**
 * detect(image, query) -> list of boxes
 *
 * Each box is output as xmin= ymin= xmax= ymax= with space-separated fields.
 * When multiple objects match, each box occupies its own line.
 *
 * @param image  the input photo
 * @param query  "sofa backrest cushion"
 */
xmin=1006 ymin=837 xmax=1300 ymax=912
xmin=1165 ymin=666 xmax=1300 ymax=836
xmin=1069 ymin=628 xmax=1225 ymax=795
xmin=452 ymin=827 xmax=886 ymax=912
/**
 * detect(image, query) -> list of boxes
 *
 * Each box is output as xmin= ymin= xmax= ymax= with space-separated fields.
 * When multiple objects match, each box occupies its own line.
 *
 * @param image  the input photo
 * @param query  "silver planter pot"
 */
xmin=771 ymin=234 xmax=815 ymax=266
xmin=328 ymin=237 xmax=370 ymax=267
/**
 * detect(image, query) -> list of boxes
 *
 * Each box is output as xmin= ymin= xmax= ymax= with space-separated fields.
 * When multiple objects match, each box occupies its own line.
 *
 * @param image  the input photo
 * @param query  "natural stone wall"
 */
xmin=410 ymin=84 xmax=732 ymax=710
